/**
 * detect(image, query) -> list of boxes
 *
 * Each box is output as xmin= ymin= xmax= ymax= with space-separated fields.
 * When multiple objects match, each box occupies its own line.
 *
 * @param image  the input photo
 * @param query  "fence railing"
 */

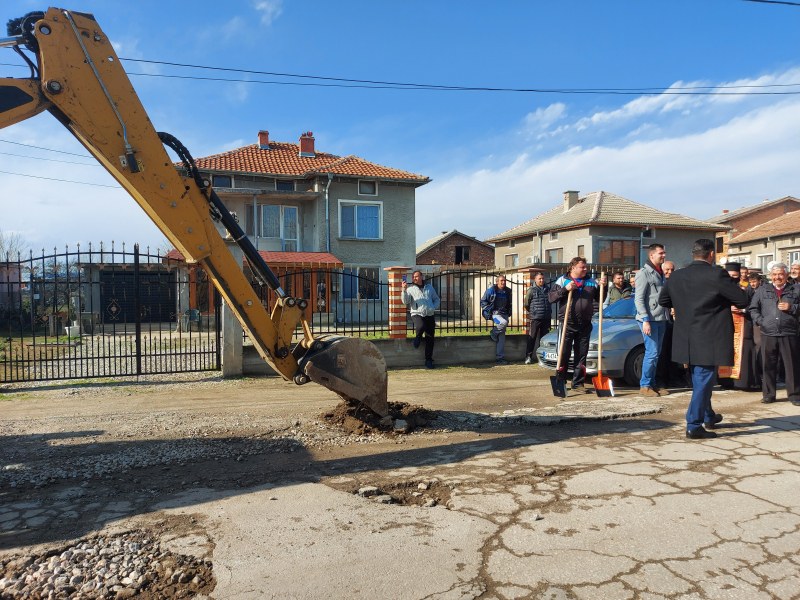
xmin=0 ymin=243 xmax=220 ymax=383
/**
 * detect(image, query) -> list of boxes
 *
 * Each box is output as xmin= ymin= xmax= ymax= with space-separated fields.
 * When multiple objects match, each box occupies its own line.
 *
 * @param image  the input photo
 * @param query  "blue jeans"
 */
xmin=492 ymin=314 xmax=508 ymax=359
xmin=687 ymin=365 xmax=717 ymax=432
xmin=638 ymin=320 xmax=666 ymax=388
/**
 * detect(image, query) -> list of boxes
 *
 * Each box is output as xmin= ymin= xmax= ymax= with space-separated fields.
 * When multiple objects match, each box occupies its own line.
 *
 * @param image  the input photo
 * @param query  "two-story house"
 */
xmin=487 ymin=190 xmax=724 ymax=269
xmin=179 ymin=130 xmax=429 ymax=318
xmin=708 ymin=195 xmax=800 ymax=266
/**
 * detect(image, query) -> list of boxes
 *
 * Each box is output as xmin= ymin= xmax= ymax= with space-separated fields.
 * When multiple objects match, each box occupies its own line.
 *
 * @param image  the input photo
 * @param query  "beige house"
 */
xmin=726 ymin=211 xmax=800 ymax=272
xmin=190 ymin=130 xmax=430 ymax=278
xmin=486 ymin=191 xmax=724 ymax=269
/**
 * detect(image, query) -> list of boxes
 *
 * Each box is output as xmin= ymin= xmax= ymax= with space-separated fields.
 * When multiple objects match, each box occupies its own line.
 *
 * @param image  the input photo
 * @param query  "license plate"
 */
xmin=544 ymin=352 xmax=558 ymax=361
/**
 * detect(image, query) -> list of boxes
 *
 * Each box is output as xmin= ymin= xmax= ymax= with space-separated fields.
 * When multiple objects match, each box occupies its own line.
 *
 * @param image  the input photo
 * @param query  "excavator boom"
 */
xmin=0 ymin=8 xmax=388 ymax=416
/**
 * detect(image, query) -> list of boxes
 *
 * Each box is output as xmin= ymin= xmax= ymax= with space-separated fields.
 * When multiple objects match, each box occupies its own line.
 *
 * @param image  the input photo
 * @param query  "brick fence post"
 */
xmin=518 ymin=267 xmax=545 ymax=331
xmin=384 ymin=266 xmax=411 ymax=339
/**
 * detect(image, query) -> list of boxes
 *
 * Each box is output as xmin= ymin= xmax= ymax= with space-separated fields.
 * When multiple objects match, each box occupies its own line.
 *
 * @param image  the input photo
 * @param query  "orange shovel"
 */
xmin=592 ymin=275 xmax=615 ymax=397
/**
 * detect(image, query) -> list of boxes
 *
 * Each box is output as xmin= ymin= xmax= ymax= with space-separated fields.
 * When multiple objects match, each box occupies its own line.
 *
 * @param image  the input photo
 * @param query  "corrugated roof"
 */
xmin=416 ymin=229 xmax=493 ymax=255
xmin=707 ymin=196 xmax=800 ymax=224
xmin=191 ymin=141 xmax=430 ymax=184
xmin=487 ymin=191 xmax=724 ymax=242
xmin=729 ymin=210 xmax=800 ymax=244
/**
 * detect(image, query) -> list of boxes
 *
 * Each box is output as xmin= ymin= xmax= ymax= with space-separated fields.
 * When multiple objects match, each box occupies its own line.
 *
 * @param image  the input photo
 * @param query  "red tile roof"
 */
xmin=257 ymin=251 xmax=343 ymax=267
xmin=729 ymin=210 xmax=800 ymax=244
xmin=164 ymin=249 xmax=343 ymax=268
xmin=192 ymin=141 xmax=429 ymax=184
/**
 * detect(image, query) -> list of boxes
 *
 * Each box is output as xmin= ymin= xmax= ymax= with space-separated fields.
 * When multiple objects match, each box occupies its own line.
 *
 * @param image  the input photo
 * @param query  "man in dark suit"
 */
xmin=658 ymin=239 xmax=749 ymax=439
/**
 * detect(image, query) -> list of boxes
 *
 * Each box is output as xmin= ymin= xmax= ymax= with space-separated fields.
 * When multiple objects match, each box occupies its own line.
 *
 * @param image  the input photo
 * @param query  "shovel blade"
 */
xmin=550 ymin=375 xmax=567 ymax=398
xmin=592 ymin=374 xmax=615 ymax=397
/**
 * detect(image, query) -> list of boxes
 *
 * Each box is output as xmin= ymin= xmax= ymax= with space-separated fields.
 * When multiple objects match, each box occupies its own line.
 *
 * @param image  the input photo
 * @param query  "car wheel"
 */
xmin=624 ymin=345 xmax=645 ymax=387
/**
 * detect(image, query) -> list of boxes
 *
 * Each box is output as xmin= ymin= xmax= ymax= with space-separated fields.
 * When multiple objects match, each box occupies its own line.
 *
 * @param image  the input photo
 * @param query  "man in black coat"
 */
xmin=658 ymin=239 xmax=749 ymax=439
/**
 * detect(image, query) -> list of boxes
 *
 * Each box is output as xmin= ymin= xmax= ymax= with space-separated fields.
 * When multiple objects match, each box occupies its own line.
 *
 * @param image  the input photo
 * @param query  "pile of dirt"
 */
xmin=321 ymin=401 xmax=437 ymax=435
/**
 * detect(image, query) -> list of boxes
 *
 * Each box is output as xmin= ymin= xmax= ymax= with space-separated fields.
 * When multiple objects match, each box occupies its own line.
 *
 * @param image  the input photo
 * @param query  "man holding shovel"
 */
xmin=549 ymin=258 xmax=606 ymax=392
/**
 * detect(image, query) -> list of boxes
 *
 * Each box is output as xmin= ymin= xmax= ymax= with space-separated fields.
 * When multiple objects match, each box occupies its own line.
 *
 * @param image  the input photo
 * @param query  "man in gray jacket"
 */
xmin=401 ymin=270 xmax=441 ymax=369
xmin=635 ymin=243 xmax=670 ymax=397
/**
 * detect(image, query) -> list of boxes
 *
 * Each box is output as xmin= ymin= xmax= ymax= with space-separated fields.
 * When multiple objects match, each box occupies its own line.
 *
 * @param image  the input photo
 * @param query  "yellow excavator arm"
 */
xmin=0 ymin=8 xmax=388 ymax=416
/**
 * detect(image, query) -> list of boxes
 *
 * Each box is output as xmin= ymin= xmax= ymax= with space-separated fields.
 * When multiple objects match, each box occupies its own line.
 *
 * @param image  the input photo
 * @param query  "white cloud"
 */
xmin=416 ymin=96 xmax=800 ymax=244
xmin=253 ymin=0 xmax=283 ymax=25
xmin=523 ymin=103 xmax=566 ymax=134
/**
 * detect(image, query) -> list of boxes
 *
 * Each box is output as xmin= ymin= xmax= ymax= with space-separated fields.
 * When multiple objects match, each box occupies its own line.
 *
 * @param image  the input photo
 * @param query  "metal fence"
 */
xmin=0 ymin=243 xmax=220 ymax=383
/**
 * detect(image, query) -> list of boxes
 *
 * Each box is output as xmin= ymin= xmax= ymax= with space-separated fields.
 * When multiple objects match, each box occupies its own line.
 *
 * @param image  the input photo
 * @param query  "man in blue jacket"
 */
xmin=481 ymin=275 xmax=512 ymax=364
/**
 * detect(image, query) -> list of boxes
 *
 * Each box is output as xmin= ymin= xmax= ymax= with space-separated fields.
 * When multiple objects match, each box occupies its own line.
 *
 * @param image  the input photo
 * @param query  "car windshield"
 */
xmin=602 ymin=297 xmax=636 ymax=319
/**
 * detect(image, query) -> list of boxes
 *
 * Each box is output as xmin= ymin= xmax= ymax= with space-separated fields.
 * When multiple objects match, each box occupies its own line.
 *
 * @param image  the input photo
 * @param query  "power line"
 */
xmin=742 ymin=0 xmax=800 ymax=6
xmin=0 ymin=150 xmax=99 ymax=166
xmin=125 ymin=69 xmax=800 ymax=96
xmin=0 ymin=169 xmax=119 ymax=188
xmin=0 ymin=138 xmax=93 ymax=158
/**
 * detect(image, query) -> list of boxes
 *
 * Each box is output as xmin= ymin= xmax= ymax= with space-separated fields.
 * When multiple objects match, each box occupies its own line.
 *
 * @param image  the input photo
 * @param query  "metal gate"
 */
xmin=0 ymin=243 xmax=221 ymax=383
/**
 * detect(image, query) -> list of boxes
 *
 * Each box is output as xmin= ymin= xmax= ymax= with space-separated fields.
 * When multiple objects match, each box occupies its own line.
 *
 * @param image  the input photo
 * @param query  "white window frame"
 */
xmin=358 ymin=180 xmax=378 ymax=196
xmin=550 ymin=231 xmax=559 ymax=241
xmin=508 ymin=239 xmax=516 ymax=248
xmin=260 ymin=204 xmax=299 ymax=251
xmin=727 ymin=254 xmax=750 ymax=267
xmin=338 ymin=199 xmax=383 ymax=240
xmin=787 ymin=250 xmax=800 ymax=265
xmin=504 ymin=253 xmax=519 ymax=268
xmin=275 ymin=179 xmax=296 ymax=192
xmin=212 ymin=174 xmax=233 ymax=188
xmin=757 ymin=253 xmax=774 ymax=272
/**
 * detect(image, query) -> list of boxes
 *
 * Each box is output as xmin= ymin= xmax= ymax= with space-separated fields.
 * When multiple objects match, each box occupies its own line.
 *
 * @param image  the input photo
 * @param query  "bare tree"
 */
xmin=0 ymin=230 xmax=27 ymax=259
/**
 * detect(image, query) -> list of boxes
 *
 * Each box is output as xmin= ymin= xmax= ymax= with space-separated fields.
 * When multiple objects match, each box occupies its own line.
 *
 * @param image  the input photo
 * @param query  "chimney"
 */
xmin=563 ymin=190 xmax=579 ymax=213
xmin=722 ymin=209 xmax=729 ymax=214
xmin=299 ymin=131 xmax=315 ymax=158
xmin=258 ymin=130 xmax=270 ymax=150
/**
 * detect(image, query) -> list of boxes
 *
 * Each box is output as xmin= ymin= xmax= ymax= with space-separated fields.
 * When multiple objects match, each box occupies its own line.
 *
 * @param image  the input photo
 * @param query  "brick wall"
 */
xmin=417 ymin=233 xmax=494 ymax=266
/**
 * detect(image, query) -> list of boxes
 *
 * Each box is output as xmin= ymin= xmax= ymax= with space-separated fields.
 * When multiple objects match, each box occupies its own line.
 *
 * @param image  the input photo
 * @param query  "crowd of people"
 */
xmin=400 ymin=239 xmax=800 ymax=440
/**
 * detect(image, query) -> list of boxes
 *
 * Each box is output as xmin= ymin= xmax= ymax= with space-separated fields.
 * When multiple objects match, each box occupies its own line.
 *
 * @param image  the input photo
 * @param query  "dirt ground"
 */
xmin=0 ymin=364 xmax=763 ymax=598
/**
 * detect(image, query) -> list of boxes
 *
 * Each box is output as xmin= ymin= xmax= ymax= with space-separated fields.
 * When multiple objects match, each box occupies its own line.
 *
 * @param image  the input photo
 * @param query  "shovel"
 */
xmin=592 ymin=275 xmax=615 ymax=397
xmin=550 ymin=289 xmax=573 ymax=398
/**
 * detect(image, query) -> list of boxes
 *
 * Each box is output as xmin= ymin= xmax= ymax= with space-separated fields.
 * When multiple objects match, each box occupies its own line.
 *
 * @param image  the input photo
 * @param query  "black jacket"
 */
xmin=749 ymin=283 xmax=800 ymax=337
xmin=548 ymin=276 xmax=601 ymax=325
xmin=658 ymin=260 xmax=749 ymax=366
xmin=524 ymin=284 xmax=550 ymax=321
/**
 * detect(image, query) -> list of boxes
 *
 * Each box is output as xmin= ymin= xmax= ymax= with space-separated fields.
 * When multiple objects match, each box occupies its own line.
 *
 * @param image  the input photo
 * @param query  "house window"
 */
xmin=577 ymin=245 xmax=585 ymax=258
xmin=212 ymin=174 xmax=232 ymax=188
xmin=504 ymin=254 xmax=519 ymax=268
xmin=342 ymin=266 xmax=380 ymax=300
xmin=509 ymin=239 xmax=516 ymax=248
xmin=788 ymin=251 xmax=800 ymax=265
xmin=261 ymin=205 xmax=299 ymax=251
xmin=757 ymin=254 xmax=774 ymax=272
xmin=276 ymin=180 xmax=295 ymax=192
xmin=358 ymin=180 xmax=378 ymax=196
xmin=455 ymin=246 xmax=470 ymax=264
xmin=339 ymin=200 xmax=382 ymax=240
xmin=716 ymin=237 xmax=725 ymax=254
xmin=545 ymin=248 xmax=562 ymax=263
xmin=597 ymin=240 xmax=638 ymax=265
xmin=550 ymin=232 xmax=559 ymax=241
xmin=642 ymin=228 xmax=655 ymax=239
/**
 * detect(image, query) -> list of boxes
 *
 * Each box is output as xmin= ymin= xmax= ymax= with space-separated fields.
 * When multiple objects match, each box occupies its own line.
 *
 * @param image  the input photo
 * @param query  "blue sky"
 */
xmin=2 ymin=0 xmax=800 ymax=252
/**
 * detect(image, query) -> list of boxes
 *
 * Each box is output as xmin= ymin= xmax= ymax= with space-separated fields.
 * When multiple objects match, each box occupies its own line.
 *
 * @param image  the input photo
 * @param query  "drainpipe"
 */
xmin=325 ymin=174 xmax=333 ymax=253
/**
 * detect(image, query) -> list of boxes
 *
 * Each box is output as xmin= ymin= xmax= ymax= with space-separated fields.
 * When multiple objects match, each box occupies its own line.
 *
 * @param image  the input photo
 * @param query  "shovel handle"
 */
xmin=556 ymin=289 xmax=573 ymax=371
xmin=597 ymin=276 xmax=605 ymax=372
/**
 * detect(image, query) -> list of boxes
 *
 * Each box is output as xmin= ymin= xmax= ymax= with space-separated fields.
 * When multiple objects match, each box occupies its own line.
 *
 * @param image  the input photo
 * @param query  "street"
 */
xmin=1 ymin=366 xmax=799 ymax=599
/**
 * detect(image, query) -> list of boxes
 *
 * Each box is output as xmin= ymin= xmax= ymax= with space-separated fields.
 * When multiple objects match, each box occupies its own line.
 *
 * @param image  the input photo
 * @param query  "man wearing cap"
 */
xmin=749 ymin=262 xmax=800 ymax=406
xmin=658 ymin=239 xmax=749 ymax=439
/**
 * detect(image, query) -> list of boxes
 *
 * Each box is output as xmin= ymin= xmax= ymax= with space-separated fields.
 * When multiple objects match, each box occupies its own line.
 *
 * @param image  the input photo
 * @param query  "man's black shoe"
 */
xmin=704 ymin=414 xmax=723 ymax=429
xmin=686 ymin=427 xmax=717 ymax=439
xmin=761 ymin=397 xmax=775 ymax=404
xmin=425 ymin=359 xmax=434 ymax=369
xmin=412 ymin=337 xmax=421 ymax=349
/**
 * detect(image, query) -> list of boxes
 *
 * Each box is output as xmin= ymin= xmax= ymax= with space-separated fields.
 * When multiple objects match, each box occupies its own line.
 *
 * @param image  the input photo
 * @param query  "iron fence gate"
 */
xmin=0 ymin=243 xmax=221 ymax=383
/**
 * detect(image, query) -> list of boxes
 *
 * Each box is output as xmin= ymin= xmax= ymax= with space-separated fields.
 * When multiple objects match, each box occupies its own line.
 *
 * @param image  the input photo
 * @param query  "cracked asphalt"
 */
xmin=1 ymin=365 xmax=799 ymax=599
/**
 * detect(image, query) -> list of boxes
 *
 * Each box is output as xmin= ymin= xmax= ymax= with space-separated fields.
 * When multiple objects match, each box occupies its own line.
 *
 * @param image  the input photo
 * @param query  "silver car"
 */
xmin=536 ymin=297 xmax=644 ymax=386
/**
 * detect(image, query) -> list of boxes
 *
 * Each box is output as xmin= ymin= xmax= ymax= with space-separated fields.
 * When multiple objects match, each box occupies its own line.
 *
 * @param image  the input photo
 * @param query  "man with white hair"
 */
xmin=749 ymin=262 xmax=800 ymax=406
xmin=789 ymin=262 xmax=800 ymax=284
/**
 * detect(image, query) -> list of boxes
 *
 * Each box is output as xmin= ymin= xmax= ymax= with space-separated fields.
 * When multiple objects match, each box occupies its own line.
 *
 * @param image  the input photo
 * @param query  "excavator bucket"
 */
xmin=299 ymin=335 xmax=389 ymax=417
